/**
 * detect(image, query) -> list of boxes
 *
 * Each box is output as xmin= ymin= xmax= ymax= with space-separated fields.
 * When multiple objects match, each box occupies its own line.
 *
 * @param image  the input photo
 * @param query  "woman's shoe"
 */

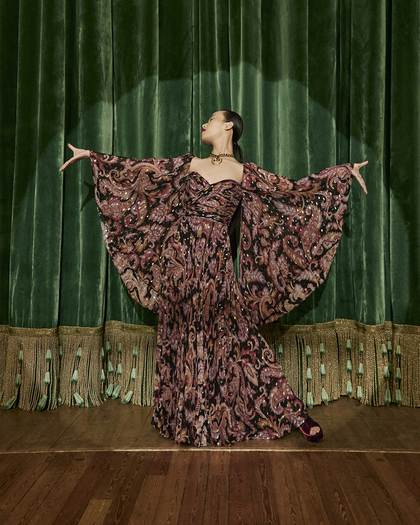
xmin=298 ymin=415 xmax=323 ymax=442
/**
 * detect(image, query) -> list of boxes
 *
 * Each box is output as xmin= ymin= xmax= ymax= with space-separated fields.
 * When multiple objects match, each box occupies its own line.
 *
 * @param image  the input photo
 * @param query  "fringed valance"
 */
xmin=1 ymin=320 xmax=419 ymax=411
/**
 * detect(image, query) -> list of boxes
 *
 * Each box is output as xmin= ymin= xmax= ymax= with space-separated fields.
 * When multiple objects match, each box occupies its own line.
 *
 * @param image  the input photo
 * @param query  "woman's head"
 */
xmin=201 ymin=110 xmax=243 ymax=162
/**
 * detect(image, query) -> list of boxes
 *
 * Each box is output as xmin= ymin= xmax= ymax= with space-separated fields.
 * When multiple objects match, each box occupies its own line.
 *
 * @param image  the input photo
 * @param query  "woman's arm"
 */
xmin=59 ymin=143 xmax=90 ymax=171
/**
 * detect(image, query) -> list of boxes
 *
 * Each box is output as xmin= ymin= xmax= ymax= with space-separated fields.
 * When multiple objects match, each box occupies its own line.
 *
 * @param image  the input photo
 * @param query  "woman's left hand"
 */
xmin=351 ymin=161 xmax=368 ymax=194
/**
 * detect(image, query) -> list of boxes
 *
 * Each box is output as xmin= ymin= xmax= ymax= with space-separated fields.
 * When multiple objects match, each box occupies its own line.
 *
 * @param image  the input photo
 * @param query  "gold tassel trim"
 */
xmin=1 ymin=327 xmax=59 ymax=410
xmin=260 ymin=319 xmax=420 ymax=408
xmin=0 ymin=320 xmax=419 ymax=410
xmin=104 ymin=321 xmax=157 ymax=406
xmin=0 ymin=325 xmax=9 ymax=404
xmin=58 ymin=326 xmax=103 ymax=408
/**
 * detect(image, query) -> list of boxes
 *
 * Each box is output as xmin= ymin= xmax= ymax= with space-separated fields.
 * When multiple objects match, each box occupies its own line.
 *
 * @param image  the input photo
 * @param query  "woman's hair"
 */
xmin=223 ymin=110 xmax=243 ymax=163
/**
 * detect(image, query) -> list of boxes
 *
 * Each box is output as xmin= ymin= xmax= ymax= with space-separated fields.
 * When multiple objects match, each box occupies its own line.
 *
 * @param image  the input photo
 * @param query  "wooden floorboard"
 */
xmin=323 ymin=452 xmax=379 ymax=525
xmin=177 ymin=451 xmax=209 ymax=524
xmin=0 ymin=397 xmax=419 ymax=524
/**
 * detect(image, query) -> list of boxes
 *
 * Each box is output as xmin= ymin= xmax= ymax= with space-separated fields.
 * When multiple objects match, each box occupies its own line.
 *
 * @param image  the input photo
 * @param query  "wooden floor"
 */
xmin=1 ymin=397 xmax=420 ymax=524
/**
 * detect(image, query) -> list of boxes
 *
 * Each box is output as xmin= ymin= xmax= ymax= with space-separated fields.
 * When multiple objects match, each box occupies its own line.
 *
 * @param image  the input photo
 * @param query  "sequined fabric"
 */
xmin=91 ymin=152 xmax=352 ymax=446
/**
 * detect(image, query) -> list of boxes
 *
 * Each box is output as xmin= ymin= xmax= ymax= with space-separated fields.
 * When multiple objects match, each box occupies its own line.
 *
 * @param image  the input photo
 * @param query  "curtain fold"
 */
xmin=1 ymin=0 xmax=419 ymax=409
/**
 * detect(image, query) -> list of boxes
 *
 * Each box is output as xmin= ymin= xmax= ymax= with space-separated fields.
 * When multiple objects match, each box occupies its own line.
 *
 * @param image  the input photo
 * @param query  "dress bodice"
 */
xmin=181 ymin=172 xmax=242 ymax=224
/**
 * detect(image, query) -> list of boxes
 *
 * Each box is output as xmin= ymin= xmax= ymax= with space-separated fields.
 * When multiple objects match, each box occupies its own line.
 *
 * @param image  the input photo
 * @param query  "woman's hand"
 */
xmin=351 ymin=161 xmax=368 ymax=194
xmin=59 ymin=144 xmax=90 ymax=171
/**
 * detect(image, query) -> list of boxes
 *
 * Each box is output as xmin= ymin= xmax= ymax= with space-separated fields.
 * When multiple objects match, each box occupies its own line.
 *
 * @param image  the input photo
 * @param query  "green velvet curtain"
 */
xmin=1 ymin=0 xmax=419 ymax=409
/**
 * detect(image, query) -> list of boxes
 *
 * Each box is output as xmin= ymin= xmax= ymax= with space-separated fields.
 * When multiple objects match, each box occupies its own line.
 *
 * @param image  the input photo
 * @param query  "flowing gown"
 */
xmin=91 ymin=152 xmax=353 ymax=446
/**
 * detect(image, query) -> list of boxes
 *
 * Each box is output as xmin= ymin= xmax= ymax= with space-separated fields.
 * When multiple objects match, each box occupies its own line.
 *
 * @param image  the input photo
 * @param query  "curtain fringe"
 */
xmin=58 ymin=326 xmax=103 ymax=408
xmin=1 ymin=320 xmax=419 ymax=410
xmin=103 ymin=321 xmax=157 ymax=406
xmin=1 ymin=327 xmax=59 ymax=410
xmin=0 ymin=325 xmax=10 ymax=405
xmin=260 ymin=319 xmax=420 ymax=408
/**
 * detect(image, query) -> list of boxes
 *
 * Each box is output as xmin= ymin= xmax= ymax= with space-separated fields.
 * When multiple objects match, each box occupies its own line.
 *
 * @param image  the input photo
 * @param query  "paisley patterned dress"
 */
xmin=91 ymin=152 xmax=353 ymax=446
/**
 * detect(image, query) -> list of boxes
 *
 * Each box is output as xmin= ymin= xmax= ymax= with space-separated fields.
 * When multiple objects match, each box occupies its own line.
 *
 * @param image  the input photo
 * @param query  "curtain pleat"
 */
xmin=389 ymin=0 xmax=420 ymax=326
xmin=1 ymin=0 xmax=419 ymax=409
xmin=9 ymin=0 xmax=66 ymax=328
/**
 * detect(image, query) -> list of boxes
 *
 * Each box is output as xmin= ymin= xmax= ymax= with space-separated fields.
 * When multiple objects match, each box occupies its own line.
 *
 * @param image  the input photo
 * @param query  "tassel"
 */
xmin=106 ymin=384 xmax=113 ymax=397
xmin=107 ymin=361 xmax=114 ymax=374
xmin=395 ymin=389 xmax=403 ymax=405
xmin=320 ymin=364 xmax=326 ymax=377
xmin=396 ymin=345 xmax=401 ymax=357
xmin=73 ymin=392 xmax=85 ymax=407
xmin=112 ymin=385 xmax=121 ymax=399
xmin=46 ymin=349 xmax=52 ymax=362
xmin=387 ymin=341 xmax=392 ymax=351
xmin=57 ymin=394 xmax=62 ymax=406
xmin=346 ymin=339 xmax=351 ymax=349
xmin=306 ymin=368 xmax=312 ymax=381
xmin=44 ymin=372 xmax=51 ymax=385
xmin=381 ymin=343 xmax=387 ymax=357
xmin=105 ymin=341 xmax=111 ymax=352
xmin=15 ymin=374 xmax=22 ymax=387
xmin=346 ymin=359 xmax=352 ymax=373
xmin=58 ymin=346 xmax=63 ymax=357
xmin=131 ymin=368 xmax=136 ymax=381
xmin=319 ymin=343 xmax=325 ymax=355
xmin=122 ymin=390 xmax=134 ymax=404
xmin=132 ymin=345 xmax=138 ymax=357
xmin=358 ymin=363 xmax=364 ymax=376
xmin=72 ymin=370 xmax=78 ymax=384
xmin=118 ymin=343 xmax=122 ymax=354
xmin=36 ymin=395 xmax=48 ymax=411
xmin=117 ymin=363 xmax=122 ymax=376
xmin=101 ymin=347 xmax=105 ymax=358
xmin=18 ymin=350 xmax=23 ymax=362
xmin=359 ymin=342 xmax=364 ymax=354
xmin=384 ymin=389 xmax=391 ymax=405
xmin=383 ymin=366 xmax=390 ymax=380
xmin=101 ymin=369 xmax=106 ymax=382
xmin=76 ymin=346 xmax=82 ymax=359
xmin=306 ymin=392 xmax=314 ymax=410
xmin=357 ymin=386 xmax=363 ymax=401
xmin=305 ymin=345 xmax=311 ymax=357
xmin=347 ymin=381 xmax=353 ymax=397
xmin=3 ymin=396 xmax=17 ymax=410
xmin=321 ymin=387 xmax=329 ymax=405
xmin=396 ymin=368 xmax=401 ymax=381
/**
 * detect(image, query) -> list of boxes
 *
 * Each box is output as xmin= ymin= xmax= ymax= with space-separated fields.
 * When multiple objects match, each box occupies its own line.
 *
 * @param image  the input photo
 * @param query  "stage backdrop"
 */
xmin=1 ymin=0 xmax=419 ymax=411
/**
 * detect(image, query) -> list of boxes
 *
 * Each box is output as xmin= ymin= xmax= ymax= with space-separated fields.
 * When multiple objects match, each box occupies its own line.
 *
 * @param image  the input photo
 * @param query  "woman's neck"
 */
xmin=210 ymin=136 xmax=233 ymax=156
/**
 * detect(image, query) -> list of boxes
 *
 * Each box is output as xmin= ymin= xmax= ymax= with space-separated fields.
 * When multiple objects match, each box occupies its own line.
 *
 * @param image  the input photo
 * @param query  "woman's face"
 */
xmin=201 ymin=111 xmax=232 ymax=145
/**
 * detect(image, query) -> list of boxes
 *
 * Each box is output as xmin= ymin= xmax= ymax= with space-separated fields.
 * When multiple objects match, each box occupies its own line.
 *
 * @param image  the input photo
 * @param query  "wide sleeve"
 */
xmin=91 ymin=151 xmax=192 ymax=313
xmin=239 ymin=162 xmax=353 ymax=326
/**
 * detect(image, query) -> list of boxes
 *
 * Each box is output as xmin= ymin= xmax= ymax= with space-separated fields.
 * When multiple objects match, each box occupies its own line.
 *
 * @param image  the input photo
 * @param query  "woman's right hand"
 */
xmin=59 ymin=143 xmax=90 ymax=171
xmin=350 ymin=161 xmax=368 ymax=194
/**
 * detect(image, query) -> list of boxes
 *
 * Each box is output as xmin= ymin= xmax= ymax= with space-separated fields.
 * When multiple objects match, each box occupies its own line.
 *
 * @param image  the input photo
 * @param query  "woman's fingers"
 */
xmin=59 ymin=145 xmax=89 ymax=171
xmin=356 ymin=174 xmax=368 ymax=194
xmin=354 ymin=160 xmax=369 ymax=170
xmin=351 ymin=161 xmax=368 ymax=194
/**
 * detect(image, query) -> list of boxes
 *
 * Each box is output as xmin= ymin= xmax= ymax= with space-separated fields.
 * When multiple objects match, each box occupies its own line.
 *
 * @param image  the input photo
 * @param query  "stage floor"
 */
xmin=1 ymin=397 xmax=419 ymax=524
xmin=0 ymin=396 xmax=418 ymax=453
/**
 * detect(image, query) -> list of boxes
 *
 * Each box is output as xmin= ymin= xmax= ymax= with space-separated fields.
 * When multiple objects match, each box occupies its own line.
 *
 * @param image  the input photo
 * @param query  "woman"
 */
xmin=60 ymin=110 xmax=367 ymax=446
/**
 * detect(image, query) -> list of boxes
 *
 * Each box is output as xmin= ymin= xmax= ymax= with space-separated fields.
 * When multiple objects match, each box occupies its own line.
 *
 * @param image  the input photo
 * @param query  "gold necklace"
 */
xmin=209 ymin=153 xmax=235 ymax=165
